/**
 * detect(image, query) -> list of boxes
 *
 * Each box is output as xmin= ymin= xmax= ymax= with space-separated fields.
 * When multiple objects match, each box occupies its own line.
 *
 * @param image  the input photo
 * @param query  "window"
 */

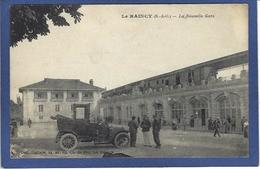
xmin=67 ymin=91 xmax=79 ymax=100
xmin=176 ymin=73 xmax=181 ymax=85
xmin=51 ymin=91 xmax=63 ymax=100
xmin=156 ymin=80 xmax=159 ymax=85
xmin=188 ymin=71 xmax=195 ymax=84
xmin=109 ymin=107 xmax=114 ymax=117
xmin=218 ymin=94 xmax=240 ymax=123
xmin=139 ymin=104 xmax=147 ymax=119
xmin=34 ymin=91 xmax=47 ymax=99
xmin=190 ymin=98 xmax=208 ymax=126
xmin=82 ymin=91 xmax=93 ymax=99
xmin=129 ymin=106 xmax=133 ymax=118
xmin=171 ymin=102 xmax=184 ymax=123
xmin=126 ymin=106 xmax=129 ymax=119
xmin=162 ymin=79 xmax=164 ymax=84
xmin=165 ymin=79 xmax=169 ymax=86
xmin=154 ymin=103 xmax=163 ymax=119
xmin=116 ymin=106 xmax=122 ymax=124
xmin=38 ymin=105 xmax=44 ymax=112
xmin=55 ymin=105 xmax=60 ymax=112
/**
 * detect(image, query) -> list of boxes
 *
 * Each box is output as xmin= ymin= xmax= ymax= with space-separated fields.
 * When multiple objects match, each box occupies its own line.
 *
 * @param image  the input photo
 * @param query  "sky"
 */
xmin=10 ymin=4 xmax=248 ymax=101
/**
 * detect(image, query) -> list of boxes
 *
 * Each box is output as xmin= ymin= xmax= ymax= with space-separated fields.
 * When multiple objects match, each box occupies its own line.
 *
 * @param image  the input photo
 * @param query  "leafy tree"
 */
xmin=10 ymin=4 xmax=83 ymax=47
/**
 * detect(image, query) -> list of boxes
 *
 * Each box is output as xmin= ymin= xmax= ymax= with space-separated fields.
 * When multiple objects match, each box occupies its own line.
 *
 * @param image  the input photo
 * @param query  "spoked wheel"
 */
xmin=113 ymin=132 xmax=129 ymax=148
xmin=59 ymin=133 xmax=78 ymax=151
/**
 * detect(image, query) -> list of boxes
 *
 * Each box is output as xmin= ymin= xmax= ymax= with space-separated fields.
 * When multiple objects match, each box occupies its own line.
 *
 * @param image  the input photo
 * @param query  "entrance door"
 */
xmin=72 ymin=104 xmax=90 ymax=120
xmin=201 ymin=109 xmax=206 ymax=126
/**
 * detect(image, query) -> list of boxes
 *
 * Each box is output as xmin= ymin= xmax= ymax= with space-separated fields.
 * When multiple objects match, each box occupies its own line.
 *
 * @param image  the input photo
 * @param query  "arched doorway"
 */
xmin=190 ymin=96 xmax=208 ymax=127
xmin=216 ymin=93 xmax=241 ymax=132
xmin=170 ymin=101 xmax=184 ymax=124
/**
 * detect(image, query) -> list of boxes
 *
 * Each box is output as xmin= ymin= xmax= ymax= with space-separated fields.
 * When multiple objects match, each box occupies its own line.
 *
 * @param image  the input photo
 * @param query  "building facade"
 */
xmin=99 ymin=51 xmax=248 ymax=132
xmin=19 ymin=78 xmax=104 ymax=122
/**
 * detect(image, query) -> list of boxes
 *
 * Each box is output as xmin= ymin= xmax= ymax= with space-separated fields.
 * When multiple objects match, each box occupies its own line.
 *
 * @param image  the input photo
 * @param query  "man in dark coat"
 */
xmin=128 ymin=116 xmax=139 ymax=147
xmin=152 ymin=115 xmax=161 ymax=148
xmin=28 ymin=118 xmax=32 ymax=128
xmin=208 ymin=117 xmax=213 ymax=131
xmin=213 ymin=117 xmax=221 ymax=137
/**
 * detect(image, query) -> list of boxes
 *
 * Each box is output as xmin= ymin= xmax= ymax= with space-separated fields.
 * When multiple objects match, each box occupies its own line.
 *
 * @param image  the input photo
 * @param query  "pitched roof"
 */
xmin=19 ymin=78 xmax=104 ymax=92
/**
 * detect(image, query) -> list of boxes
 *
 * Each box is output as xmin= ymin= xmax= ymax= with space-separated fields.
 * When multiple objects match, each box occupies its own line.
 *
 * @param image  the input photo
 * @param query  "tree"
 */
xmin=10 ymin=4 xmax=83 ymax=47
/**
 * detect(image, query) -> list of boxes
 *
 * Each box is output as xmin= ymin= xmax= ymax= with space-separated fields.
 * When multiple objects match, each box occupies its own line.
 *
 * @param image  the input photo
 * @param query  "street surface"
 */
xmin=11 ymin=128 xmax=248 ymax=158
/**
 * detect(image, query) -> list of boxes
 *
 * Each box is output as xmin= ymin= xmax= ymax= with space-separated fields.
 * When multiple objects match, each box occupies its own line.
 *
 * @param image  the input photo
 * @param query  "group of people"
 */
xmin=128 ymin=115 xmax=161 ymax=148
xmin=207 ymin=116 xmax=248 ymax=137
xmin=10 ymin=118 xmax=32 ymax=138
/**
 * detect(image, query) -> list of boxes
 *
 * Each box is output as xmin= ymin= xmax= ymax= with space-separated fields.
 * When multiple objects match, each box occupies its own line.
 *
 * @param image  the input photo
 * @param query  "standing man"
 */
xmin=241 ymin=116 xmax=246 ymax=132
xmin=28 ymin=118 xmax=32 ymax=128
xmin=140 ymin=115 xmax=152 ymax=147
xmin=128 ymin=116 xmax=139 ymax=147
xmin=213 ymin=117 xmax=221 ymax=137
xmin=231 ymin=117 xmax=236 ymax=132
xmin=152 ymin=115 xmax=161 ymax=148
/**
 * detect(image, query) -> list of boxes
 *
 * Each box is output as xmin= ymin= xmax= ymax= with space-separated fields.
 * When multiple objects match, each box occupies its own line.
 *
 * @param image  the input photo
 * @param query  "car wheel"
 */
xmin=60 ymin=133 xmax=78 ymax=151
xmin=113 ymin=132 xmax=129 ymax=148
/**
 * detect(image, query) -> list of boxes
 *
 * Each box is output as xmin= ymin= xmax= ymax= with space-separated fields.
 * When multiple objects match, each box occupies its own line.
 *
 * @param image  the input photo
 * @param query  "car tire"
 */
xmin=59 ymin=133 xmax=78 ymax=151
xmin=113 ymin=132 xmax=129 ymax=148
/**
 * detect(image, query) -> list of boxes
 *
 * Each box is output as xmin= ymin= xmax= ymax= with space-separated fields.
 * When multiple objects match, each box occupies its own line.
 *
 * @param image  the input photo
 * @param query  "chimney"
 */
xmin=89 ymin=79 xmax=94 ymax=85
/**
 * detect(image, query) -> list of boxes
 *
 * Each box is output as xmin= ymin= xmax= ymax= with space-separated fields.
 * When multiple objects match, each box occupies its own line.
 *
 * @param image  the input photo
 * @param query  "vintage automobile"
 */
xmin=51 ymin=104 xmax=129 ymax=151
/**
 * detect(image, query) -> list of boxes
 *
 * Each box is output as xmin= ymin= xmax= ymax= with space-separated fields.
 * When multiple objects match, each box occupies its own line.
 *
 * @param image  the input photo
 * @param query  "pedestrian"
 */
xmin=28 ymin=118 xmax=32 ymax=128
xmin=140 ymin=115 xmax=152 ymax=147
xmin=227 ymin=116 xmax=231 ymax=133
xmin=172 ymin=118 xmax=178 ymax=130
xmin=243 ymin=119 xmax=248 ymax=138
xmin=128 ymin=116 xmax=139 ymax=147
xmin=152 ymin=115 xmax=161 ymax=148
xmin=213 ymin=117 xmax=221 ymax=137
xmin=223 ymin=119 xmax=227 ymax=133
xmin=10 ymin=119 xmax=18 ymax=137
xmin=241 ymin=116 xmax=246 ymax=132
xmin=137 ymin=117 xmax=141 ymax=126
xmin=231 ymin=117 xmax=236 ymax=132
xmin=208 ymin=117 xmax=213 ymax=131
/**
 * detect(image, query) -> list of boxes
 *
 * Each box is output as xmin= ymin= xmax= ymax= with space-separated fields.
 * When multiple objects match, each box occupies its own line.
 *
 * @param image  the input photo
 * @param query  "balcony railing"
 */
xmin=101 ymin=77 xmax=248 ymax=103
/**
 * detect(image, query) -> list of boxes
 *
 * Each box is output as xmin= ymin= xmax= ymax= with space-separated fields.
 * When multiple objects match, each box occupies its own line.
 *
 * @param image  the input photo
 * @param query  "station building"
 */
xmin=19 ymin=78 xmax=104 ymax=122
xmin=99 ymin=51 xmax=248 ymax=132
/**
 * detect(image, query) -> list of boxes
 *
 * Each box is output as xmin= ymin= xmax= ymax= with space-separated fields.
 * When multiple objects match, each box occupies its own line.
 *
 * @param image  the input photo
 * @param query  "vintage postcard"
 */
xmin=1 ymin=1 xmax=258 ymax=167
